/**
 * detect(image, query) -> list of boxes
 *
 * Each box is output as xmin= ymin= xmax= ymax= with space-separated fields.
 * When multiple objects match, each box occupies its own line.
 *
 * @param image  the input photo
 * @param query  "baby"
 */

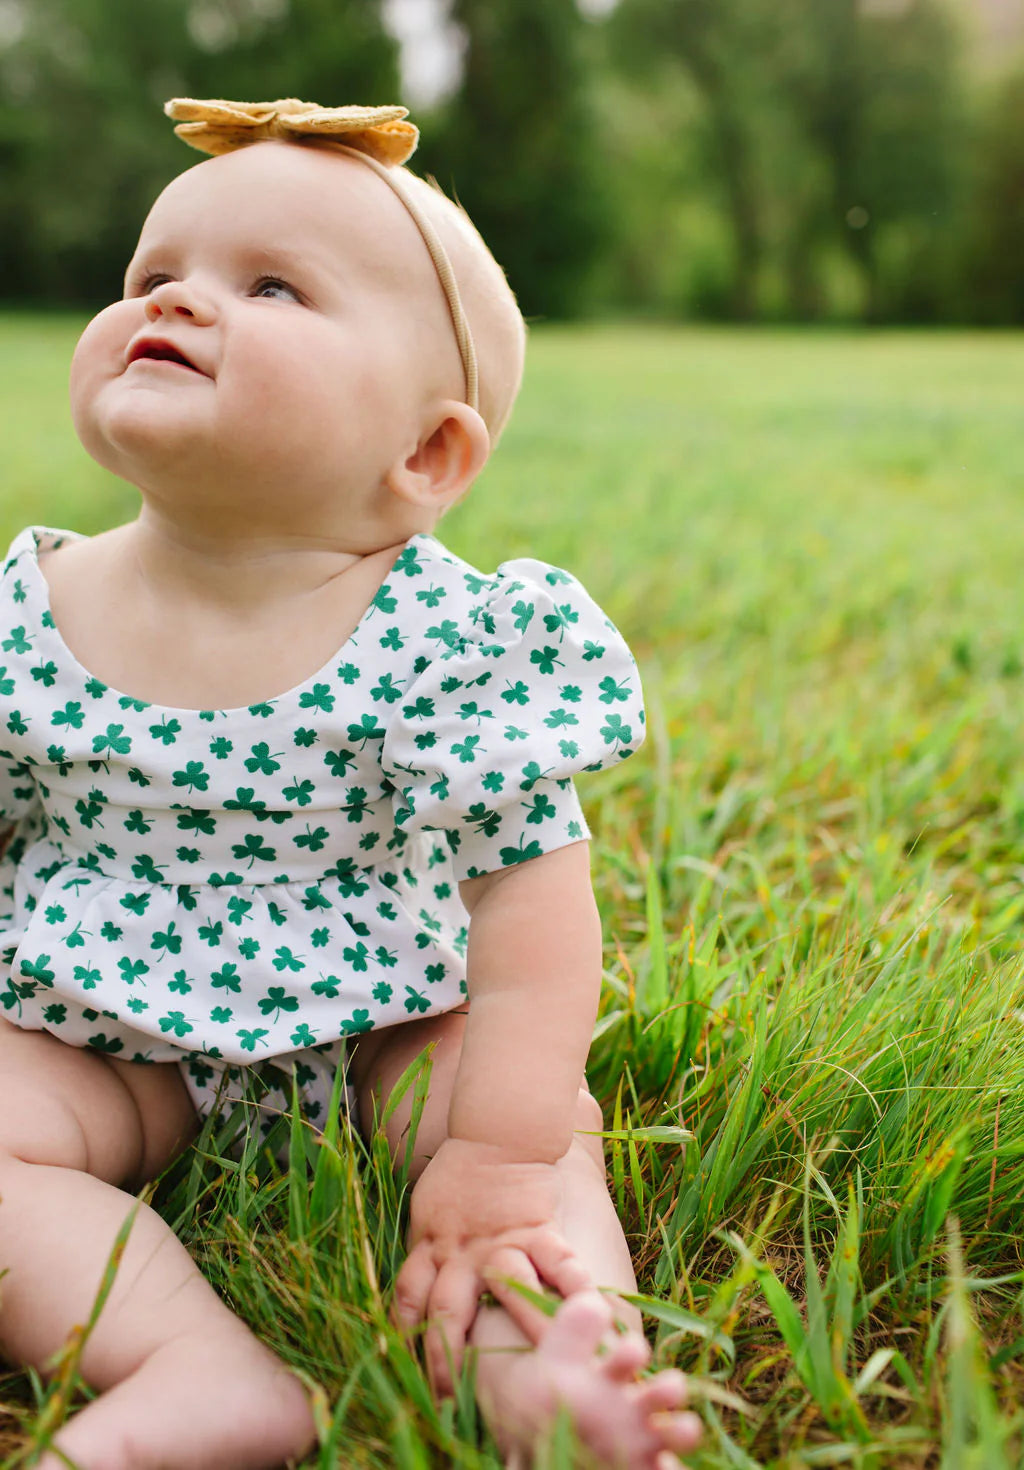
xmin=0 ymin=98 xmax=701 ymax=1469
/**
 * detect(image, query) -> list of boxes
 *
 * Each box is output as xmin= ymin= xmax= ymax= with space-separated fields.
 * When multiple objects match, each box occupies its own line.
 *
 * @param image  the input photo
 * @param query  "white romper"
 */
xmin=0 ymin=528 xmax=645 ymax=1124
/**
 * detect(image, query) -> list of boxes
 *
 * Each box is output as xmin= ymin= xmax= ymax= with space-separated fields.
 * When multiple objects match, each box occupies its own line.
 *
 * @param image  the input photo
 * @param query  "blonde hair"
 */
xmin=395 ymin=169 xmax=527 ymax=444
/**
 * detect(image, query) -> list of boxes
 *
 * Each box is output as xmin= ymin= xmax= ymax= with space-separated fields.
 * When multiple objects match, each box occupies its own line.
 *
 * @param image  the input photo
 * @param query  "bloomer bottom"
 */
xmin=178 ymin=1039 xmax=352 ymax=1137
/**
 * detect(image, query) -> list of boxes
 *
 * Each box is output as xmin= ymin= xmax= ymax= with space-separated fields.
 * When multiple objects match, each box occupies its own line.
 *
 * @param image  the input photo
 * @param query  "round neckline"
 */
xmin=23 ymin=526 xmax=435 ymax=720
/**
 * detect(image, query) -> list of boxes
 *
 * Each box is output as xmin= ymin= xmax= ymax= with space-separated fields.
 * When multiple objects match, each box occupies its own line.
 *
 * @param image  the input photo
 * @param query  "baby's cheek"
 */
xmin=69 ymin=305 xmax=133 ymax=414
xmin=238 ymin=337 xmax=349 ymax=438
xmin=230 ymin=319 xmax=411 ymax=483
xmin=68 ymin=313 xmax=113 ymax=442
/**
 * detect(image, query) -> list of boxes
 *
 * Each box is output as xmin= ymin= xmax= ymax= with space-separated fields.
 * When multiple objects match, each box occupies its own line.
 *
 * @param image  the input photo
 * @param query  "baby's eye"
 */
xmin=251 ymin=278 xmax=301 ymax=303
xmin=131 ymin=273 xmax=172 ymax=296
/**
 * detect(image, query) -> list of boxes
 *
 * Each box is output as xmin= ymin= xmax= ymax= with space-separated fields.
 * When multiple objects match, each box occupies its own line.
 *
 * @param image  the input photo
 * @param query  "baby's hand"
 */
xmin=393 ymin=1137 xmax=592 ymax=1393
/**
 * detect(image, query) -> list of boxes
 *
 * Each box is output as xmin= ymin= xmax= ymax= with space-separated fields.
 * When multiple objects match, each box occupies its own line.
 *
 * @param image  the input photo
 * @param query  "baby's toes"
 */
xmin=651 ymin=1407 xmax=703 ymax=1456
xmin=634 ymin=1368 xmax=689 ymax=1415
xmin=540 ymin=1289 xmax=615 ymax=1363
xmin=655 ymin=1453 xmax=688 ymax=1470
xmin=600 ymin=1330 xmax=652 ymax=1382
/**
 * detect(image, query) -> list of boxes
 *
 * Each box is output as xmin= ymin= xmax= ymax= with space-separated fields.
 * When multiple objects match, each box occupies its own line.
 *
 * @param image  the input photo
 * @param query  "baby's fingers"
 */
xmin=425 ymin=1260 xmax=483 ymax=1397
xmin=392 ymin=1240 xmax=437 ymax=1333
xmin=529 ymin=1228 xmax=593 ymax=1299
xmin=482 ymin=1246 xmax=551 ymax=1343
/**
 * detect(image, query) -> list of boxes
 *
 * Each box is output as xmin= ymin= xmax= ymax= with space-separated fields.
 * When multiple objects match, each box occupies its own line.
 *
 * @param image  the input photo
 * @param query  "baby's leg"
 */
xmin=351 ymin=1013 xmax=701 ymax=1469
xmin=0 ymin=1020 xmax=315 ymax=1470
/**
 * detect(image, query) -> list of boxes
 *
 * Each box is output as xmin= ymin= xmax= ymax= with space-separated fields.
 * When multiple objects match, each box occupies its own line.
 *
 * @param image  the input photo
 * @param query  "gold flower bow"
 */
xmin=164 ymin=97 xmax=419 ymax=167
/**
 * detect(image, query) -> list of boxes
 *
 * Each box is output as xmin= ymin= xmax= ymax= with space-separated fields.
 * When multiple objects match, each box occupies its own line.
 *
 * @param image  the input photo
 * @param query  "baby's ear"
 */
xmin=385 ymin=403 xmax=490 ymax=512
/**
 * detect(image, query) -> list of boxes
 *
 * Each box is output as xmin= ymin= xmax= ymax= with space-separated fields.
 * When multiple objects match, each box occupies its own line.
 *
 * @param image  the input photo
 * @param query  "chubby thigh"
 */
xmin=0 ymin=1019 xmax=198 ymax=1187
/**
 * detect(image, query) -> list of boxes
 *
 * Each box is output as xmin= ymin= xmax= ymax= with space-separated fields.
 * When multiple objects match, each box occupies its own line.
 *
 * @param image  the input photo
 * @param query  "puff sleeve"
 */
xmin=381 ymin=558 xmax=645 ymax=880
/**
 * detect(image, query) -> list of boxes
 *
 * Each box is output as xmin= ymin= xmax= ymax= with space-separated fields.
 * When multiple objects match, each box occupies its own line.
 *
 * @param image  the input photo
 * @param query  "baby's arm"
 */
xmin=395 ymin=840 xmax=605 ymax=1361
xmin=451 ymin=840 xmax=601 ymax=1160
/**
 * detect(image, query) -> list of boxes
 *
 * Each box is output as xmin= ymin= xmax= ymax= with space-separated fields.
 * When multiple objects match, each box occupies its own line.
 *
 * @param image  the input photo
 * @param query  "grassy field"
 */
xmin=2 ymin=317 xmax=1024 ymax=1466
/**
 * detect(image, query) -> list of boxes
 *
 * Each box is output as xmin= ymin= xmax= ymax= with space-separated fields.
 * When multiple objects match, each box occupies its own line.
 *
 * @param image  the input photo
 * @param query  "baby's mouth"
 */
xmin=126 ymin=338 xmax=206 ymax=374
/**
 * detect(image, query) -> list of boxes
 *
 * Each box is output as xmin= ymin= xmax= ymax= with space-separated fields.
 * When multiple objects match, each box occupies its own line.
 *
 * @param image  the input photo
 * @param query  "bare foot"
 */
xmin=479 ymin=1291 xmax=701 ymax=1470
xmin=35 ymin=1324 xmax=316 ymax=1470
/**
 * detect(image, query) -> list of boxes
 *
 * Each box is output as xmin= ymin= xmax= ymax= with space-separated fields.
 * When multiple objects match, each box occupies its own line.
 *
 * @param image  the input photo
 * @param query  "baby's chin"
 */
xmin=72 ymin=385 xmax=219 ymax=490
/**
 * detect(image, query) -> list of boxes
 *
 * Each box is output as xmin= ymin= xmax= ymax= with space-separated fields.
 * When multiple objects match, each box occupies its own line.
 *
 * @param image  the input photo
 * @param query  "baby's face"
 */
xmin=70 ymin=142 xmax=463 ymax=531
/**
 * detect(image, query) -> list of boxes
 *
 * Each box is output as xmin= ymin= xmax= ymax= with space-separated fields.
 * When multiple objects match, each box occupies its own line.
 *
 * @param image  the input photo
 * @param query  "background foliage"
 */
xmin=2 ymin=0 xmax=1024 ymax=321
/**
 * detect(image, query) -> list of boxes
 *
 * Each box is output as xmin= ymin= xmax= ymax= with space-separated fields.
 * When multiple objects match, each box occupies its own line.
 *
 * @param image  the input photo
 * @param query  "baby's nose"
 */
xmin=144 ymin=279 xmax=215 ymax=324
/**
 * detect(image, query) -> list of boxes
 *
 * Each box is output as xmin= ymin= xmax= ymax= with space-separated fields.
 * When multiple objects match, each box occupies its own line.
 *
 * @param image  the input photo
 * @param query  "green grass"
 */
xmin=3 ymin=318 xmax=1024 ymax=1466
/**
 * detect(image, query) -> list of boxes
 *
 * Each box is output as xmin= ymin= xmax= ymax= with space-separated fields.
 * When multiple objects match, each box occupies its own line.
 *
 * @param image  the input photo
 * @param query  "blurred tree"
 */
xmin=582 ymin=56 xmax=733 ymax=319
xmin=601 ymin=0 xmax=966 ymax=322
xmin=781 ymin=0 xmax=966 ymax=321
xmin=0 ymin=0 xmax=398 ymax=305
xmin=420 ymin=0 xmax=612 ymax=320
xmin=0 ymin=0 xmax=192 ymax=303
xmin=604 ymin=0 xmax=773 ymax=318
xmin=960 ymin=65 xmax=1024 ymax=323
xmin=186 ymin=0 xmax=399 ymax=119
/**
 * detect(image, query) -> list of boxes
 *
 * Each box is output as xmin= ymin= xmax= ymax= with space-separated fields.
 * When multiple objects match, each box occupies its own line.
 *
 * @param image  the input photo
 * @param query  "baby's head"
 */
xmin=70 ymin=102 xmax=525 ymax=544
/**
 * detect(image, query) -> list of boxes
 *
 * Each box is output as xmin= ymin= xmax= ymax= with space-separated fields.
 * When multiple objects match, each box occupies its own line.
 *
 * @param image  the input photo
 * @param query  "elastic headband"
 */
xmin=163 ymin=98 xmax=479 ymax=412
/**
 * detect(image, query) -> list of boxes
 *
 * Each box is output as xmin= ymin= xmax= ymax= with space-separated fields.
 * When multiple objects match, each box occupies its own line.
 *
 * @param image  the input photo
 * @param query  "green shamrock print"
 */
xmin=0 ymin=527 xmax=642 ymax=1087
